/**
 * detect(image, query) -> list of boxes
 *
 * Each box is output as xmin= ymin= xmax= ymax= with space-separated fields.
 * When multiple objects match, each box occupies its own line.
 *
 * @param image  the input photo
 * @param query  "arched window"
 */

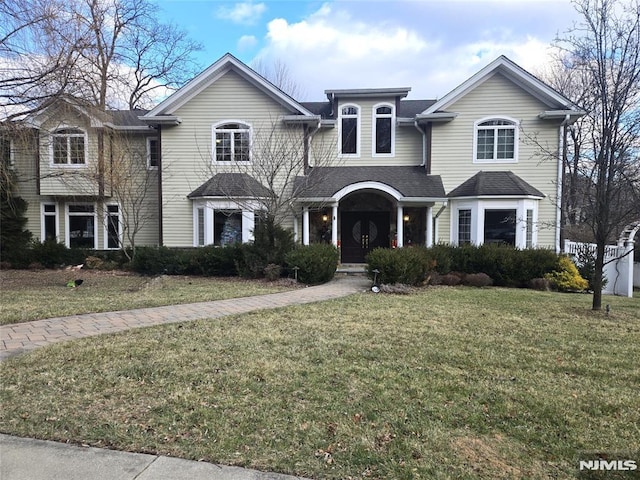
xmin=213 ymin=122 xmax=251 ymax=162
xmin=339 ymin=105 xmax=360 ymax=156
xmin=373 ymin=104 xmax=394 ymax=155
xmin=52 ymin=128 xmax=86 ymax=165
xmin=474 ymin=117 xmax=518 ymax=162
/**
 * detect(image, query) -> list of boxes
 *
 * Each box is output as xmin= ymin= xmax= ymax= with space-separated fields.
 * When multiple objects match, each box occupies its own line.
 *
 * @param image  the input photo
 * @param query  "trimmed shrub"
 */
xmin=189 ymin=245 xmax=239 ymax=276
xmin=463 ymin=272 xmax=493 ymax=287
xmin=29 ymin=240 xmax=85 ymax=268
xmin=285 ymin=244 xmax=339 ymax=284
xmin=236 ymin=224 xmax=295 ymax=278
xmin=131 ymin=246 xmax=189 ymax=275
xmin=366 ymin=246 xmax=435 ymax=286
xmin=529 ymin=277 xmax=552 ymax=291
xmin=439 ymin=273 xmax=462 ymax=286
xmin=263 ymin=263 xmax=282 ymax=281
xmin=544 ymin=256 xmax=589 ymax=292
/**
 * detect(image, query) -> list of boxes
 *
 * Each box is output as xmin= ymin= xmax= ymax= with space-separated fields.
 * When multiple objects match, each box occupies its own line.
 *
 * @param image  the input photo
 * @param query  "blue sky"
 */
xmin=155 ymin=0 xmax=580 ymax=101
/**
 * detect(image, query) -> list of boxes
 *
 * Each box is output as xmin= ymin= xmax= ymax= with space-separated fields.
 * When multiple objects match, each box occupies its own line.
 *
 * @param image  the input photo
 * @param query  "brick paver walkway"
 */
xmin=1 ymin=276 xmax=370 ymax=361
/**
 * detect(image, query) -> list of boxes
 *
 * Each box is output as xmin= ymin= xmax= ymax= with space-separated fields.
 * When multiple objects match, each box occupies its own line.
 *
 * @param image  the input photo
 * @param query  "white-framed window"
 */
xmin=193 ymin=201 xmax=256 ymax=246
xmin=66 ymin=203 xmax=97 ymax=248
xmin=105 ymin=204 xmax=121 ymax=249
xmin=484 ymin=209 xmax=517 ymax=246
xmin=51 ymin=128 xmax=86 ymax=165
xmin=1 ymin=137 xmax=14 ymax=169
xmin=458 ymin=209 xmax=472 ymax=245
xmin=146 ymin=137 xmax=159 ymax=169
xmin=339 ymin=104 xmax=360 ymax=156
xmin=41 ymin=202 xmax=58 ymax=242
xmin=212 ymin=122 xmax=251 ymax=163
xmin=526 ymin=209 xmax=534 ymax=248
xmin=373 ymin=104 xmax=394 ymax=156
xmin=473 ymin=117 xmax=518 ymax=163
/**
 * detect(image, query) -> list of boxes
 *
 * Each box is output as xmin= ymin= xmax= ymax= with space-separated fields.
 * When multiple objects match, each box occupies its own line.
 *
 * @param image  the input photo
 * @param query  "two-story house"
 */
xmin=6 ymin=53 xmax=584 ymax=264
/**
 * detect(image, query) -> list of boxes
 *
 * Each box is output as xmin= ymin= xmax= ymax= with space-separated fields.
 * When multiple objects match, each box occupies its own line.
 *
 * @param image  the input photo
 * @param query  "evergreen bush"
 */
xmin=366 ymin=246 xmax=435 ymax=286
xmin=285 ymin=244 xmax=339 ymax=284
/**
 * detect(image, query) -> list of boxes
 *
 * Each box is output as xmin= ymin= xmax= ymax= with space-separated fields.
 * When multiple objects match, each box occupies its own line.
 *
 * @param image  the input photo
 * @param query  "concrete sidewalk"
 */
xmin=0 ymin=434 xmax=310 ymax=480
xmin=1 ymin=275 xmax=370 ymax=361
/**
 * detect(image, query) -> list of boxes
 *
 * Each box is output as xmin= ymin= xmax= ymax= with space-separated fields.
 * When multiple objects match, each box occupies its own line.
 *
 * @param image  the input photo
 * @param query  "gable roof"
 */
xmin=187 ymin=173 xmax=271 ymax=199
xmin=447 ymin=171 xmax=545 ymax=198
xmin=295 ymin=166 xmax=445 ymax=199
xmin=420 ymin=56 xmax=584 ymax=118
xmin=144 ymin=53 xmax=315 ymax=120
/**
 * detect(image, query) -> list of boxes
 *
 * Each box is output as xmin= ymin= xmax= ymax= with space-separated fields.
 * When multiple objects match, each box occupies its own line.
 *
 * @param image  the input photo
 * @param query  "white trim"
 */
xmin=338 ymin=103 xmax=361 ymax=158
xmin=144 ymin=53 xmax=315 ymax=118
xmin=472 ymin=116 xmax=519 ymax=163
xmin=49 ymin=126 xmax=88 ymax=167
xmin=1 ymin=137 xmax=14 ymax=169
xmin=103 ymin=203 xmax=123 ymax=249
xmin=211 ymin=120 xmax=252 ymax=164
xmin=192 ymin=199 xmax=260 ymax=246
xmin=372 ymin=102 xmax=395 ymax=157
xmin=333 ymin=181 xmax=404 ymax=202
xmin=65 ymin=202 xmax=97 ymax=249
xmin=421 ymin=56 xmax=582 ymax=115
xmin=146 ymin=136 xmax=159 ymax=170
xmin=40 ymin=202 xmax=59 ymax=242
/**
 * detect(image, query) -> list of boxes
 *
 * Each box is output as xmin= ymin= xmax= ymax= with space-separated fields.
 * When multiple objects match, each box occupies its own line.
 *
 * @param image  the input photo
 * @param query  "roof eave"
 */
xmin=139 ymin=115 xmax=181 ymax=126
xmin=416 ymin=112 xmax=458 ymax=122
xmin=538 ymin=110 xmax=587 ymax=122
xmin=449 ymin=194 xmax=546 ymax=200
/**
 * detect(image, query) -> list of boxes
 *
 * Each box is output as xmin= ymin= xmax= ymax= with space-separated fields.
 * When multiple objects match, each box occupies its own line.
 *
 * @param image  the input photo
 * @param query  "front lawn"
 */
xmin=0 ymin=269 xmax=295 ymax=324
xmin=1 ymin=287 xmax=638 ymax=479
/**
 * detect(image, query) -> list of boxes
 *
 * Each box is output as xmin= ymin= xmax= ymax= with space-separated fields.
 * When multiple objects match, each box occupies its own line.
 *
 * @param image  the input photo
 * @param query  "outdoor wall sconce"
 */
xmin=322 ymin=214 xmax=328 ymax=223
xmin=403 ymin=215 xmax=410 ymax=222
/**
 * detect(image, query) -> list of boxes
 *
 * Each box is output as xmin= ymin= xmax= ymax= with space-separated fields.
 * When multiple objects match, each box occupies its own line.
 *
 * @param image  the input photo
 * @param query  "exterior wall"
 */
xmin=160 ymin=69 xmax=305 ymax=247
xmin=314 ymin=97 xmax=423 ymax=167
xmin=430 ymin=72 xmax=561 ymax=248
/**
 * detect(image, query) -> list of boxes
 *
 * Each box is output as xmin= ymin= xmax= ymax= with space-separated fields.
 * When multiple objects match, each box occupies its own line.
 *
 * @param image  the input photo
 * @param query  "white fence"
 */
xmin=564 ymin=240 xmax=638 ymax=297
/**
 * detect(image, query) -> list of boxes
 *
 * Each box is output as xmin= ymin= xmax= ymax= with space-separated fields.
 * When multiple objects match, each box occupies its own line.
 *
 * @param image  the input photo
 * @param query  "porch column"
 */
xmin=293 ymin=215 xmax=299 ymax=242
xmin=302 ymin=206 xmax=310 ymax=245
xmin=426 ymin=205 xmax=433 ymax=247
xmin=396 ymin=205 xmax=404 ymax=248
xmin=242 ymin=210 xmax=255 ymax=243
xmin=331 ymin=205 xmax=338 ymax=246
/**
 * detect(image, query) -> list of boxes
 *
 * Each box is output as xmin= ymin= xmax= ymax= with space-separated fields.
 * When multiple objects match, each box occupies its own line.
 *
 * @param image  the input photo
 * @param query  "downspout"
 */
xmin=414 ymin=120 xmax=427 ymax=168
xmin=157 ymin=125 xmax=163 ymax=246
xmin=305 ymin=119 xmax=321 ymax=170
xmin=557 ymin=114 xmax=570 ymax=253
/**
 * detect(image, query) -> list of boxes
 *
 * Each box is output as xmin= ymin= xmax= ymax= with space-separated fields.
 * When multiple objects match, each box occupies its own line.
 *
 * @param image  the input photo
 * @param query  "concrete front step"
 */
xmin=336 ymin=264 xmax=368 ymax=275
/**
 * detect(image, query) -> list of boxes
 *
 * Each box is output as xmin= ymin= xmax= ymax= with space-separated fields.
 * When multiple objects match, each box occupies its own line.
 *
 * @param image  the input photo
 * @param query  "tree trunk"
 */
xmin=591 ymin=241 xmax=605 ymax=310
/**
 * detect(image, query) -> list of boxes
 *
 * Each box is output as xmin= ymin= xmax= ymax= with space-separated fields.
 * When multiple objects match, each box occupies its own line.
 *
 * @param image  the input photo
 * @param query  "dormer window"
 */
xmin=213 ymin=122 xmax=250 ymax=162
xmin=340 ymin=105 xmax=360 ymax=156
xmin=474 ymin=118 xmax=518 ymax=163
xmin=373 ymin=104 xmax=394 ymax=156
xmin=52 ymin=128 xmax=86 ymax=165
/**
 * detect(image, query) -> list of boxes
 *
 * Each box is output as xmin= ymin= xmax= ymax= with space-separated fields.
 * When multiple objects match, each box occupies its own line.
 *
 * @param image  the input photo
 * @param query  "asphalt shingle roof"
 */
xmin=447 ymin=171 xmax=545 ymax=198
xmin=294 ymin=166 xmax=445 ymax=199
xmin=188 ymin=173 xmax=271 ymax=198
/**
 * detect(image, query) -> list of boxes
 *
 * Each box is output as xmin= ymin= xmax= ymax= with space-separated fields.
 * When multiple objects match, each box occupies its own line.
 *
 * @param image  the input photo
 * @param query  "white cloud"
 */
xmin=251 ymin=2 xmax=573 ymax=101
xmin=237 ymin=35 xmax=258 ymax=51
xmin=217 ymin=2 xmax=266 ymax=25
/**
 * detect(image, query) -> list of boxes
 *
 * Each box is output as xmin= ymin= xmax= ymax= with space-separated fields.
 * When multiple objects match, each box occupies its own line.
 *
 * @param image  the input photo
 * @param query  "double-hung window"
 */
xmin=373 ymin=105 xmax=394 ymax=155
xmin=340 ymin=105 xmax=360 ymax=156
xmin=52 ymin=128 xmax=86 ymax=165
xmin=147 ymin=137 xmax=159 ymax=169
xmin=458 ymin=209 xmax=471 ymax=245
xmin=474 ymin=118 xmax=517 ymax=162
xmin=213 ymin=123 xmax=250 ymax=162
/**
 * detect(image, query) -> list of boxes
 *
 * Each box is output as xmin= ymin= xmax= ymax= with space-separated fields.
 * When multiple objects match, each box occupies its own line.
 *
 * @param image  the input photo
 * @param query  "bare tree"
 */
xmin=251 ymin=58 xmax=307 ymax=100
xmin=554 ymin=0 xmax=640 ymax=310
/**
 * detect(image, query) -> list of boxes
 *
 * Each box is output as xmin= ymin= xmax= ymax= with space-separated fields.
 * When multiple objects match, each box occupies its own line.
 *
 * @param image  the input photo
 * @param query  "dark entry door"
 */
xmin=341 ymin=212 xmax=390 ymax=263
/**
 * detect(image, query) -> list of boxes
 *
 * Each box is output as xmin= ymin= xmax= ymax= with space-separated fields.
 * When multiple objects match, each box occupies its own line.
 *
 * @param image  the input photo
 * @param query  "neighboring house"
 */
xmin=5 ymin=54 xmax=584 ymax=264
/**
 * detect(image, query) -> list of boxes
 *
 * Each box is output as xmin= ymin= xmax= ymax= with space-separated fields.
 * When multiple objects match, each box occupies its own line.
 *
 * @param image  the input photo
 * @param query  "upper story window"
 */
xmin=474 ymin=118 xmax=518 ymax=163
xmin=373 ymin=104 xmax=394 ymax=156
xmin=1 ymin=137 xmax=13 ymax=168
xmin=340 ymin=105 xmax=360 ymax=156
xmin=52 ymin=128 xmax=86 ymax=165
xmin=147 ymin=137 xmax=159 ymax=169
xmin=213 ymin=122 xmax=250 ymax=162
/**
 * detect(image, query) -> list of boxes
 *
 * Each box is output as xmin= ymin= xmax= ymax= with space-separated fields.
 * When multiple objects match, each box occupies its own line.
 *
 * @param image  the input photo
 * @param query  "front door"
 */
xmin=341 ymin=212 xmax=390 ymax=263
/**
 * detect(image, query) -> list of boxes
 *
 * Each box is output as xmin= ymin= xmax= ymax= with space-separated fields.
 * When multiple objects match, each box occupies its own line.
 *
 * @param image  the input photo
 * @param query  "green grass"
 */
xmin=0 ymin=269 xmax=294 ymax=324
xmin=1 ymin=287 xmax=639 ymax=479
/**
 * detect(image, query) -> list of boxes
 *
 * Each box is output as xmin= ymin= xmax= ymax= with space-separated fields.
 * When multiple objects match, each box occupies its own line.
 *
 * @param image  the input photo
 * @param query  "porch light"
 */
xmin=403 ymin=215 xmax=410 ymax=222
xmin=322 ymin=214 xmax=328 ymax=223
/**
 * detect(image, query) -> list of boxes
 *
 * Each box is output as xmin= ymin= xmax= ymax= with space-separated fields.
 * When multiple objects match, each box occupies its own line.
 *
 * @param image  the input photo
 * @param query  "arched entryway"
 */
xmin=340 ymin=191 xmax=393 ymax=263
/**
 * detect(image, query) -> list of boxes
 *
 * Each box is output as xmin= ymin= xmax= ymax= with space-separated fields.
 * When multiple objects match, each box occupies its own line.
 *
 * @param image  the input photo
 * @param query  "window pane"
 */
xmin=107 ymin=214 xmax=119 ymax=249
xmin=69 ymin=136 xmax=85 ymax=164
xmin=69 ymin=204 xmax=94 ymax=213
xmin=148 ymin=138 xmax=159 ymax=167
xmin=44 ymin=204 xmax=56 ymax=213
xmin=216 ymin=132 xmax=232 ymax=161
xmin=234 ymin=131 xmax=250 ymax=162
xmin=1 ymin=138 xmax=10 ymax=166
xmin=376 ymin=117 xmax=391 ymax=154
xmin=376 ymin=106 xmax=392 ymax=115
xmin=53 ymin=137 xmax=68 ymax=164
xmin=44 ymin=215 xmax=56 ymax=241
xmin=526 ymin=209 xmax=533 ymax=248
xmin=342 ymin=117 xmax=357 ymax=154
xmin=342 ymin=106 xmax=358 ymax=115
xmin=214 ymin=211 xmax=242 ymax=246
xmin=484 ymin=209 xmax=516 ymax=246
xmin=458 ymin=209 xmax=471 ymax=245
xmin=69 ymin=215 xmax=95 ymax=248
xmin=197 ymin=208 xmax=205 ymax=246
xmin=497 ymin=129 xmax=514 ymax=159
xmin=476 ymin=130 xmax=494 ymax=159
